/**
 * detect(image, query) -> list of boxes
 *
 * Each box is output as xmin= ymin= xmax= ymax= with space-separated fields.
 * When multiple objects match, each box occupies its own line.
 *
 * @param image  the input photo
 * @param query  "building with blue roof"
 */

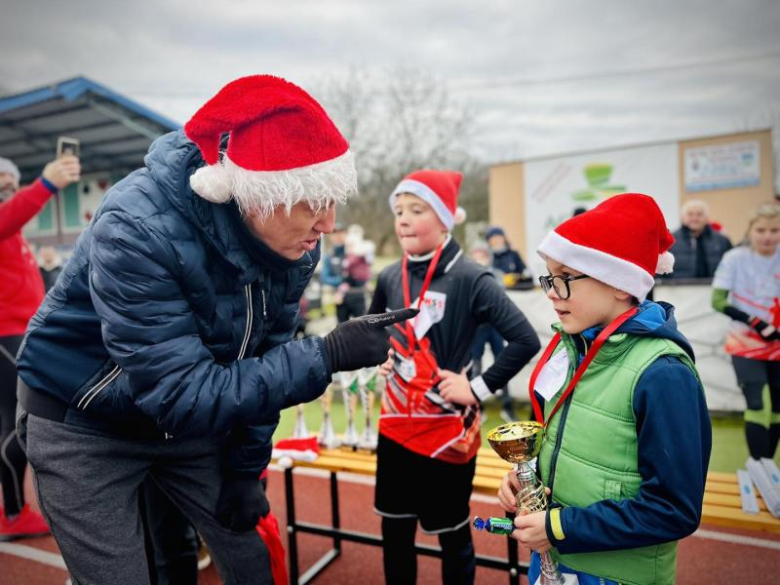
xmin=0 ymin=76 xmax=180 ymax=246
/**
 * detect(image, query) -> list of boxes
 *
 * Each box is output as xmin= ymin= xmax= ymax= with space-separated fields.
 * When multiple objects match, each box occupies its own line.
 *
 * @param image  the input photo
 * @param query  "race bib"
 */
xmin=412 ymin=291 xmax=447 ymax=339
xmin=395 ymin=354 xmax=417 ymax=383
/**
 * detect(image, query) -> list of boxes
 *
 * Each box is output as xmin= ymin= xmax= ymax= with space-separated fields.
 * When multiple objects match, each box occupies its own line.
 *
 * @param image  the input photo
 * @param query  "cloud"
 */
xmin=1 ymin=0 xmax=779 ymax=189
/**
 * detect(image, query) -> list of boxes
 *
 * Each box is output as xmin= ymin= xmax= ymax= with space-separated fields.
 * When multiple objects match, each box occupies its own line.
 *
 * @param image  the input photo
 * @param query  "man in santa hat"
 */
xmin=15 ymin=75 xmax=414 ymax=585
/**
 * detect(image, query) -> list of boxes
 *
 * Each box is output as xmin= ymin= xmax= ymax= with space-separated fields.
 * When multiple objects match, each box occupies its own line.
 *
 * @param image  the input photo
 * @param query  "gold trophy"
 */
xmin=487 ymin=421 xmax=577 ymax=585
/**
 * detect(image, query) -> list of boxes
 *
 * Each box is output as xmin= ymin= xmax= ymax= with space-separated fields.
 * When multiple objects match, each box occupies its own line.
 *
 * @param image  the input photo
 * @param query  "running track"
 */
xmin=2 ymin=466 xmax=779 ymax=584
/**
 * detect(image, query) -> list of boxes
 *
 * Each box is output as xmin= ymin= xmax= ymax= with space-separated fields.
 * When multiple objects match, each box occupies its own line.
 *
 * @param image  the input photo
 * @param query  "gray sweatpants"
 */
xmin=17 ymin=411 xmax=272 ymax=585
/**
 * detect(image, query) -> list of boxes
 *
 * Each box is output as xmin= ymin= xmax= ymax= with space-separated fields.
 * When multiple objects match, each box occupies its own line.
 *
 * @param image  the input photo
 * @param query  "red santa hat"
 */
xmin=272 ymin=436 xmax=320 ymax=465
xmin=537 ymin=193 xmax=675 ymax=302
xmin=184 ymin=75 xmax=357 ymax=218
xmin=389 ymin=170 xmax=467 ymax=230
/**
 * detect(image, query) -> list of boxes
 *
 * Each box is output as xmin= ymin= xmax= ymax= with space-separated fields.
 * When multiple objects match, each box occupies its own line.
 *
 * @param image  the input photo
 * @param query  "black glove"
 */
xmin=323 ymin=308 xmax=418 ymax=373
xmin=748 ymin=317 xmax=780 ymax=341
xmin=216 ymin=474 xmax=270 ymax=532
xmin=724 ymin=306 xmax=780 ymax=341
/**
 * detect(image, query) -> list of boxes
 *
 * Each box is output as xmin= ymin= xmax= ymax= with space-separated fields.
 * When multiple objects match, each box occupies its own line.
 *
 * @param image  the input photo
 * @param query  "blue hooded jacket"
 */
xmin=17 ymin=131 xmax=332 ymax=475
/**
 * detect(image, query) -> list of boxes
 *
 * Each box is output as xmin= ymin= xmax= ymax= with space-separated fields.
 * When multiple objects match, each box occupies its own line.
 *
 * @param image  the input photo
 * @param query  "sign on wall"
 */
xmin=684 ymin=140 xmax=761 ymax=192
xmin=523 ymin=143 xmax=680 ymax=277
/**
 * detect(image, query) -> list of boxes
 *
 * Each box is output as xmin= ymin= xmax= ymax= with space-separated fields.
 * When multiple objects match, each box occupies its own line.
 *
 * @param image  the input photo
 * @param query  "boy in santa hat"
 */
xmin=497 ymin=194 xmax=711 ymax=585
xmin=15 ymin=75 xmax=415 ymax=585
xmin=370 ymin=170 xmax=541 ymax=584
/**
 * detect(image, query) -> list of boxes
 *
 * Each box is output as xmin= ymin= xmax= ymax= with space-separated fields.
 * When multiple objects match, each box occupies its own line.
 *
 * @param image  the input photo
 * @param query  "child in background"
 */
xmin=498 ymin=194 xmax=711 ymax=585
xmin=712 ymin=201 xmax=780 ymax=460
xmin=468 ymin=245 xmax=516 ymax=422
xmin=371 ymin=170 xmax=540 ymax=584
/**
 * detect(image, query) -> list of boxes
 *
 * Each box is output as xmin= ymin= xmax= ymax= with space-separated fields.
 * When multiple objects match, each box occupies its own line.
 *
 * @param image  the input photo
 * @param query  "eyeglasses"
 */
xmin=538 ymin=274 xmax=591 ymax=300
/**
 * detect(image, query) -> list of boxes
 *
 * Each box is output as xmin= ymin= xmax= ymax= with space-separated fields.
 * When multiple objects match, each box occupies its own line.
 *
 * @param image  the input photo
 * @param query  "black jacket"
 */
xmin=369 ymin=238 xmax=540 ymax=393
xmin=668 ymin=225 xmax=732 ymax=279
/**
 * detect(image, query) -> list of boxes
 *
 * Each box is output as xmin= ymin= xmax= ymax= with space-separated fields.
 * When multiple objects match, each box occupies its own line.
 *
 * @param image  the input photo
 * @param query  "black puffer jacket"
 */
xmin=668 ymin=225 xmax=732 ymax=279
xmin=18 ymin=130 xmax=331 ymax=475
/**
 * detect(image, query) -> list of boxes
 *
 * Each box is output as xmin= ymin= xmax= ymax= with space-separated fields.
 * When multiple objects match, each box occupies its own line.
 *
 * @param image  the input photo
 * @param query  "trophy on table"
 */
xmin=357 ymin=366 xmax=379 ymax=451
xmin=338 ymin=370 xmax=360 ymax=449
xmin=474 ymin=421 xmax=577 ymax=585
xmin=317 ymin=383 xmax=340 ymax=449
xmin=292 ymin=404 xmax=310 ymax=439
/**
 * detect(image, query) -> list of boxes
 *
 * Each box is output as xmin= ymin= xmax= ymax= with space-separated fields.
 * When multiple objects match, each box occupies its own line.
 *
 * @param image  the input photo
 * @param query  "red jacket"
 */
xmin=0 ymin=179 xmax=53 ymax=337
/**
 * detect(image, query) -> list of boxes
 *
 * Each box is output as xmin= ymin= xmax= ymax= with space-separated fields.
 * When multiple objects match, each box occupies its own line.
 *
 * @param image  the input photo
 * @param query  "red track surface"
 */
xmin=2 ymin=467 xmax=780 ymax=584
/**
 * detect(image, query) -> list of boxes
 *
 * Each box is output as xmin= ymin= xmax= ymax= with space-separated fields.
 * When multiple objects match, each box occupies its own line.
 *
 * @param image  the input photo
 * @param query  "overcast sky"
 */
xmin=2 ymin=0 xmax=779 ymax=180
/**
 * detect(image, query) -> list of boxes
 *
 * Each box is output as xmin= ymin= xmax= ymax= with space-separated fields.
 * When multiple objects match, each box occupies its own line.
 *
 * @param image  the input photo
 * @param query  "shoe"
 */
xmin=0 ymin=504 xmax=51 ymax=541
xmin=197 ymin=541 xmax=212 ymax=571
xmin=499 ymin=407 xmax=516 ymax=424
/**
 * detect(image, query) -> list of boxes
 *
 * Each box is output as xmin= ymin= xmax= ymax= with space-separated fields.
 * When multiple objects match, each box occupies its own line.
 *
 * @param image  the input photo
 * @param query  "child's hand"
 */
xmin=498 ymin=471 xmax=521 ymax=512
xmin=512 ymin=511 xmax=551 ymax=552
xmin=437 ymin=368 xmax=477 ymax=406
xmin=378 ymin=350 xmax=394 ymax=378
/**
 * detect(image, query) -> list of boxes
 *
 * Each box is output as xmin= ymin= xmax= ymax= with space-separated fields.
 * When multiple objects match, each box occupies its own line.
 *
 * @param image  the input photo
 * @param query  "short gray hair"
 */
xmin=681 ymin=199 xmax=709 ymax=217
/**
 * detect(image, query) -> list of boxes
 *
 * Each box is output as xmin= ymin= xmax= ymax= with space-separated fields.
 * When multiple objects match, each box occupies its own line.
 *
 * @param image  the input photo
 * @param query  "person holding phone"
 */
xmin=15 ymin=75 xmax=415 ymax=585
xmin=0 ymin=154 xmax=79 ymax=541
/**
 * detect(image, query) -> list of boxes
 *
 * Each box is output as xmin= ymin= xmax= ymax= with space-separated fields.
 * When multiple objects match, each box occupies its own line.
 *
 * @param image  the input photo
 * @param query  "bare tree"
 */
xmin=313 ymin=67 xmax=486 ymax=253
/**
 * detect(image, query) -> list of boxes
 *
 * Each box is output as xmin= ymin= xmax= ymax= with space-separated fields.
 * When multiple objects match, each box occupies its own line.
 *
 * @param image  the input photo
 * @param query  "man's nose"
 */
xmin=316 ymin=205 xmax=337 ymax=234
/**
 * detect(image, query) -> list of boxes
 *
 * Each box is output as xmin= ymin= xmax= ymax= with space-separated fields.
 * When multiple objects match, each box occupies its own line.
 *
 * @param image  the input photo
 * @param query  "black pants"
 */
xmin=140 ymin=478 xmax=198 ymax=585
xmin=0 ymin=335 xmax=26 ymax=516
xmin=336 ymin=290 xmax=366 ymax=323
xmin=381 ymin=516 xmax=476 ymax=585
xmin=732 ymin=356 xmax=780 ymax=459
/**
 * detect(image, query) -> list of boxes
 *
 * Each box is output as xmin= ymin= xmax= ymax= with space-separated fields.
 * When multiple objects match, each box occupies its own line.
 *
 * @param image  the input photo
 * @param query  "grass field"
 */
xmin=273 ymin=392 xmax=778 ymax=474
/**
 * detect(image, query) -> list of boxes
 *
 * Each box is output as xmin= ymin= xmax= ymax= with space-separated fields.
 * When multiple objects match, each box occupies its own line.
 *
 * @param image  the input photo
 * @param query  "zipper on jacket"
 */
xmin=258 ymin=273 xmax=267 ymax=319
xmin=237 ymin=282 xmax=253 ymax=360
xmin=546 ymin=393 xmax=574 ymax=493
xmin=78 ymin=364 xmax=122 ymax=410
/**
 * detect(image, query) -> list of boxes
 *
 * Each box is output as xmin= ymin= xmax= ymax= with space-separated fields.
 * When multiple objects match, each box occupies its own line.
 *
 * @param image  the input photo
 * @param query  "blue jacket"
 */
xmin=541 ymin=301 xmax=712 ymax=553
xmin=17 ymin=131 xmax=332 ymax=475
xmin=491 ymin=247 xmax=526 ymax=275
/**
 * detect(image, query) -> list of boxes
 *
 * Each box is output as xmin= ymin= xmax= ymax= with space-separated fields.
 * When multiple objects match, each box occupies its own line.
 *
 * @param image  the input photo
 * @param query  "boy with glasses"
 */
xmin=497 ymin=193 xmax=711 ymax=585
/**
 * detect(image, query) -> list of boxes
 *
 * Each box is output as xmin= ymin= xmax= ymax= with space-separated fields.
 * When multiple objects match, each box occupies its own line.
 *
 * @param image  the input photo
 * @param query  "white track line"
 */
xmin=693 ymin=528 xmax=780 ymax=550
xmin=0 ymin=542 xmax=67 ymax=569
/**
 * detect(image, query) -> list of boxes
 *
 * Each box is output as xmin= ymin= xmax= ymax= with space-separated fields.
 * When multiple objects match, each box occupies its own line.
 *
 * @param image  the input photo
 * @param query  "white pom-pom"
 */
xmin=656 ymin=251 xmax=675 ymax=274
xmin=278 ymin=456 xmax=293 ymax=468
xmin=454 ymin=206 xmax=467 ymax=225
xmin=190 ymin=164 xmax=233 ymax=203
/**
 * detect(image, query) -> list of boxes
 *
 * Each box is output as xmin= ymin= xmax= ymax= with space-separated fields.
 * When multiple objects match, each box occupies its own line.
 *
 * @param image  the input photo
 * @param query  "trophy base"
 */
xmin=534 ymin=574 xmax=579 ymax=585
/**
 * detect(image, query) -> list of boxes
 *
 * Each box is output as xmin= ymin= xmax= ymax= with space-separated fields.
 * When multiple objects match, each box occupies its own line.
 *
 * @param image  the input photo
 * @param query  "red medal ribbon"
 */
xmin=399 ymin=243 xmax=445 ymax=353
xmin=528 ymin=306 xmax=639 ymax=426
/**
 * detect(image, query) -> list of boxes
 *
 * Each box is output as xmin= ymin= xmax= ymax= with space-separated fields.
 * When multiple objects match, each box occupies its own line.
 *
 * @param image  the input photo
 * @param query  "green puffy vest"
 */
xmin=537 ymin=326 xmax=700 ymax=585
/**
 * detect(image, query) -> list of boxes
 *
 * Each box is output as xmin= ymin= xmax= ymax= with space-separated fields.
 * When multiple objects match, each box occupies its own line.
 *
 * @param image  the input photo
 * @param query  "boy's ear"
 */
xmin=612 ymin=287 xmax=632 ymax=302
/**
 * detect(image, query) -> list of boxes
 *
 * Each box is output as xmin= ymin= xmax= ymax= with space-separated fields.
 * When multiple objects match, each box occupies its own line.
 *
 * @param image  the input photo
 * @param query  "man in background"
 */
xmin=668 ymin=199 xmax=732 ymax=279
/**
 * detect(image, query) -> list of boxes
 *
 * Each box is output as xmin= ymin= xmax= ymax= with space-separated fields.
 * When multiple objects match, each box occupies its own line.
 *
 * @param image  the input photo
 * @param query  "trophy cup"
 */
xmin=481 ymin=421 xmax=577 ymax=585
xmin=357 ymin=367 xmax=378 ymax=451
xmin=317 ymin=384 xmax=340 ymax=449
xmin=292 ymin=403 xmax=310 ymax=439
xmin=339 ymin=371 xmax=359 ymax=449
